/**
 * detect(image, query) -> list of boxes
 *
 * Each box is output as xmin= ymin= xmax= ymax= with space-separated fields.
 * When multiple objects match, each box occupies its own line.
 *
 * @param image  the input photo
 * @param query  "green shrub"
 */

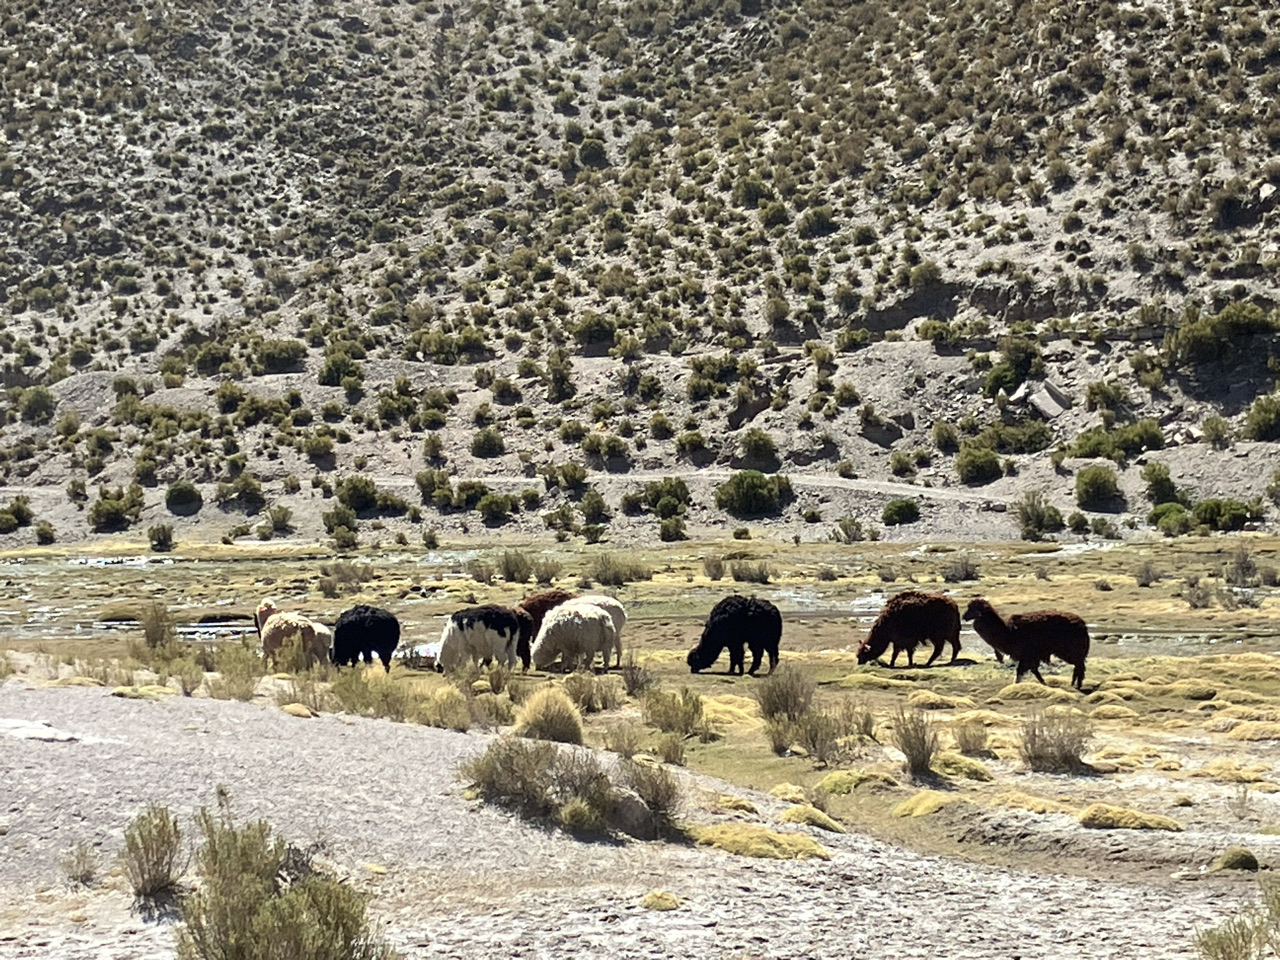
xmin=1141 ymin=462 xmax=1181 ymax=505
xmin=714 ymin=471 xmax=794 ymax=516
xmin=882 ymin=499 xmax=921 ymax=525
xmin=35 ymin=520 xmax=56 ymax=544
xmin=1245 ymin=394 xmax=1280 ymax=442
xmin=89 ymin=484 xmax=145 ymax=532
xmin=1149 ymin=501 xmax=1192 ymax=537
xmin=659 ymin=516 xmax=687 ymax=541
xmin=1069 ymin=419 xmax=1163 ymax=461
xmin=471 ymin=426 xmax=506 ymax=457
xmin=1075 ymin=465 xmax=1120 ymax=509
xmin=18 ymin=385 xmax=56 ymax=424
xmin=1015 ymin=490 xmax=1064 ymax=541
xmin=1192 ymin=499 xmax=1251 ymax=532
xmin=122 ymin=805 xmax=187 ymax=897
xmin=335 ymin=475 xmax=378 ymax=512
xmin=148 ymin=524 xmax=175 ymax=552
xmin=477 ymin=494 xmax=515 ymax=525
xmin=1164 ymin=301 xmax=1279 ymax=368
xmin=257 ymin=338 xmax=307 ymax=373
xmin=740 ymin=428 xmax=777 ymax=460
xmin=498 ymin=550 xmax=532 ymax=584
xmin=955 ymin=445 xmax=1001 ymax=485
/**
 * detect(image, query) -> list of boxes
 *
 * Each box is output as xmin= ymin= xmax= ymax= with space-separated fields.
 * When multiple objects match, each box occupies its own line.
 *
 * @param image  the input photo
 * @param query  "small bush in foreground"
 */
xmin=642 ymin=688 xmax=705 ymax=738
xmin=620 ymin=652 xmax=657 ymax=697
xmin=1075 ymin=465 xmax=1121 ymax=509
xmin=1019 ymin=710 xmax=1092 ymax=773
xmin=882 ymin=498 xmax=921 ymax=525
xmin=177 ymin=795 xmax=394 ymax=960
xmin=61 ymin=842 xmax=98 ymax=886
xmin=122 ymin=804 xmax=187 ymax=898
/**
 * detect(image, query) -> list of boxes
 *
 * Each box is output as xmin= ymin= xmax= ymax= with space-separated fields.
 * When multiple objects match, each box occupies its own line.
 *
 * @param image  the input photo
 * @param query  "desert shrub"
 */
xmin=148 ymin=523 xmax=175 ymax=552
xmin=955 ymin=444 xmax=1001 ymax=484
xmin=1141 ymin=462 xmax=1181 ymax=505
xmin=459 ymin=736 xmax=557 ymax=819
xmin=1134 ymin=560 xmax=1163 ymax=587
xmin=257 ymin=338 xmax=307 ymax=374
xmin=514 ymin=687 xmax=584 ymax=744
xmin=882 ymin=499 xmax=921 ymax=525
xmin=621 ymin=760 xmax=682 ymax=829
xmin=1069 ymin=419 xmax=1163 ymax=461
xmin=140 ymin=601 xmax=176 ymax=651
xmin=714 ymin=471 xmax=794 ymax=516
xmin=121 ymin=805 xmax=187 ymax=897
xmin=642 ymin=688 xmax=704 ymax=737
xmin=589 ymin=553 xmax=652 ymax=586
xmin=417 ymin=686 xmax=472 ymax=732
xmin=166 ymin=481 xmax=203 ymax=514
xmin=89 ymin=484 xmax=145 ymax=531
xmin=659 ymin=516 xmax=687 ymax=542
xmin=604 ymin=721 xmax=643 ymax=759
xmin=1150 ymin=502 xmax=1192 ymax=536
xmin=787 ymin=704 xmax=870 ymax=767
xmin=1225 ymin=544 xmax=1259 ymax=588
xmin=1075 ymin=465 xmax=1120 ymax=509
xmin=61 ymin=841 xmax=98 ymax=886
xmin=471 ymin=426 xmax=506 ymax=457
xmin=941 ymin=554 xmax=981 ymax=582
xmin=654 ymin=732 xmax=686 ymax=765
xmin=620 ymin=652 xmax=657 ymax=697
xmin=1019 ymin=710 xmax=1092 ymax=773
xmin=326 ymin=671 xmax=413 ymax=722
xmin=35 ymin=520 xmax=55 ymax=544
xmin=740 ymin=428 xmax=777 ymax=460
xmin=1015 ymin=490 xmax=1065 ymax=540
xmin=562 ymin=673 xmax=623 ymax=713
xmin=477 ymin=493 xmax=515 ymax=525
xmin=498 ymin=550 xmax=532 ymax=583
xmin=1203 ymin=416 xmax=1234 ymax=449
xmin=703 ymin=555 xmax=725 ymax=580
xmin=1165 ymin=301 xmax=1279 ymax=368
xmin=178 ymin=797 xmax=394 ymax=960
xmin=754 ymin=664 xmax=815 ymax=722
xmin=891 ymin=707 xmax=939 ymax=778
xmin=953 ymin=721 xmax=989 ymax=757
xmin=730 ymin=560 xmax=771 ymax=583
xmin=466 ymin=559 xmax=495 ymax=585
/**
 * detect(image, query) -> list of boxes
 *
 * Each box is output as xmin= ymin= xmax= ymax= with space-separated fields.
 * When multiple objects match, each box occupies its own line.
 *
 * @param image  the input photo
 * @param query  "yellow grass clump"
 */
xmin=950 ymin=709 xmax=1017 ymax=727
xmin=816 ymin=769 xmax=899 ymax=795
xmin=716 ymin=795 xmax=758 ymax=814
xmin=691 ymin=824 xmax=831 ymax=861
xmin=1154 ymin=758 xmax=1182 ymax=771
xmin=892 ymin=790 xmax=959 ymax=818
xmin=992 ymin=792 xmax=1075 ymax=815
xmin=1211 ymin=847 xmax=1260 ymax=872
xmin=641 ymin=890 xmax=681 ymax=910
xmin=768 ymin=783 xmax=807 ymax=803
xmin=1189 ymin=759 xmax=1272 ymax=783
xmin=1077 ymin=803 xmax=1183 ymax=831
xmin=1218 ymin=705 xmax=1280 ymax=722
xmin=1164 ymin=680 xmax=1217 ymax=701
xmin=839 ymin=674 xmax=917 ymax=691
xmin=419 ymin=686 xmax=473 ymax=733
xmin=1085 ymin=691 xmax=1127 ymax=705
xmin=701 ymin=694 xmax=763 ymax=727
xmin=513 ymin=686 xmax=583 ymax=744
xmin=471 ymin=679 xmax=492 ymax=696
xmin=279 ymin=703 xmax=314 ymax=718
xmin=110 ymin=684 xmax=176 ymax=700
xmin=51 ymin=676 xmax=104 ymax=688
xmin=1214 ymin=689 xmax=1274 ymax=705
xmin=780 ymin=804 xmax=846 ymax=833
xmin=907 ymin=690 xmax=976 ymax=710
xmin=1227 ymin=721 xmax=1280 ymax=742
xmin=994 ymin=683 xmax=1077 ymax=703
xmin=932 ymin=752 xmax=993 ymax=782
xmin=1090 ymin=705 xmax=1140 ymax=721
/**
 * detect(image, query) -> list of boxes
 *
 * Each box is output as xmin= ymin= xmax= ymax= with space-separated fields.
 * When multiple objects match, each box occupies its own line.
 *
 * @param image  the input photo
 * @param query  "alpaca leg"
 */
xmin=747 ymin=645 xmax=763 ymax=676
xmin=948 ymin=635 xmax=961 ymax=663
xmin=766 ymin=646 xmax=778 ymax=675
xmin=993 ymin=649 xmax=1005 ymax=663
xmin=1030 ymin=663 xmax=1046 ymax=685
xmin=889 ymin=647 xmax=901 ymax=668
xmin=923 ymin=639 xmax=944 ymax=667
xmin=1072 ymin=662 xmax=1086 ymax=690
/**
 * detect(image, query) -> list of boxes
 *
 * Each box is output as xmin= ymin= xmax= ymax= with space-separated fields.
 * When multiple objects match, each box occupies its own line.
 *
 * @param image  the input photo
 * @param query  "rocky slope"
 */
xmin=1 ymin=0 xmax=1279 ymax=547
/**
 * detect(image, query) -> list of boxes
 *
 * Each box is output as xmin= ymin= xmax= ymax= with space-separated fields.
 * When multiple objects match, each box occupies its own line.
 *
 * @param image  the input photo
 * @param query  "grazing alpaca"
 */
xmin=531 ymin=603 xmax=618 ymax=672
xmin=438 ymin=604 xmax=534 ymax=672
xmin=571 ymin=595 xmax=627 ymax=668
xmin=963 ymin=597 xmax=1090 ymax=690
xmin=516 ymin=589 xmax=577 ymax=663
xmin=333 ymin=605 xmax=400 ymax=672
xmin=260 ymin=612 xmax=326 ymax=670
xmin=255 ymin=597 xmax=281 ymax=637
xmin=856 ymin=591 xmax=961 ymax=668
xmin=687 ymin=595 xmax=782 ymax=676
xmin=255 ymin=598 xmax=331 ymax=666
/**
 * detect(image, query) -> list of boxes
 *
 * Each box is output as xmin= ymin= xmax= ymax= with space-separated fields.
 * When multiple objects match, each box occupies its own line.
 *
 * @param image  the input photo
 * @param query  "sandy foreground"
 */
xmin=0 ymin=682 xmax=1243 ymax=959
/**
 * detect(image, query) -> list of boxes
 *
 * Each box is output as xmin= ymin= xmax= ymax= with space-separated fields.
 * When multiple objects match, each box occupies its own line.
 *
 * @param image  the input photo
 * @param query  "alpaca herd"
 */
xmin=252 ymin=588 xmax=1090 ymax=689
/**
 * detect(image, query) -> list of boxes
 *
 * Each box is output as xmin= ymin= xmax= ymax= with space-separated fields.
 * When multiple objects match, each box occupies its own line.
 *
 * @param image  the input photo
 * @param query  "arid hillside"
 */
xmin=2 ymin=0 xmax=1280 ymax=548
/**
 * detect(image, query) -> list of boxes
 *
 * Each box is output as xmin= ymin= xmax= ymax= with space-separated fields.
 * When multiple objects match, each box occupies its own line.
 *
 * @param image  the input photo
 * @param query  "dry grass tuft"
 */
xmin=514 ymin=686 xmax=584 ymax=744
xmin=932 ymin=752 xmax=993 ymax=781
xmin=418 ymin=686 xmax=473 ymax=732
xmin=907 ymin=689 xmax=976 ymax=710
xmin=716 ymin=794 xmax=758 ymax=813
xmin=121 ymin=805 xmax=187 ymax=898
xmin=61 ymin=842 xmax=98 ymax=886
xmin=1077 ymin=803 xmax=1182 ymax=831
xmin=690 ymin=824 xmax=830 ymax=861
xmin=1019 ymin=709 xmax=1092 ymax=773
xmin=892 ymin=790 xmax=959 ymax=818
xmin=890 ymin=707 xmax=939 ymax=778
xmin=816 ymin=769 xmax=898 ymax=794
xmin=1227 ymin=722 xmax=1280 ymax=742
xmin=780 ymin=804 xmax=845 ymax=833
xmin=641 ymin=890 xmax=681 ymax=911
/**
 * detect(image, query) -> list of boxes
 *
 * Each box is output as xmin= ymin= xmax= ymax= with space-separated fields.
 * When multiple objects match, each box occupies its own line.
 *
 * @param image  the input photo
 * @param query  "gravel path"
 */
xmin=0 ymin=682 xmax=1244 ymax=959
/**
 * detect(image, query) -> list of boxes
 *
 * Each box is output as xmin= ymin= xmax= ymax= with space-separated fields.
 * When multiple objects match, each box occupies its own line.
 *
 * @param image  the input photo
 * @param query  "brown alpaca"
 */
xmin=516 ymin=589 xmax=577 ymax=669
xmin=856 ymin=591 xmax=961 ymax=668
xmin=963 ymin=597 xmax=1090 ymax=690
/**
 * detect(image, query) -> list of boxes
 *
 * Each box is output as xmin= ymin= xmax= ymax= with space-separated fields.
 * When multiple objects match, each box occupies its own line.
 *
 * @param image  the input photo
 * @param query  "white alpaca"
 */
xmin=570 ymin=596 xmax=627 ymax=668
xmin=530 ymin=603 xmax=618 ymax=672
